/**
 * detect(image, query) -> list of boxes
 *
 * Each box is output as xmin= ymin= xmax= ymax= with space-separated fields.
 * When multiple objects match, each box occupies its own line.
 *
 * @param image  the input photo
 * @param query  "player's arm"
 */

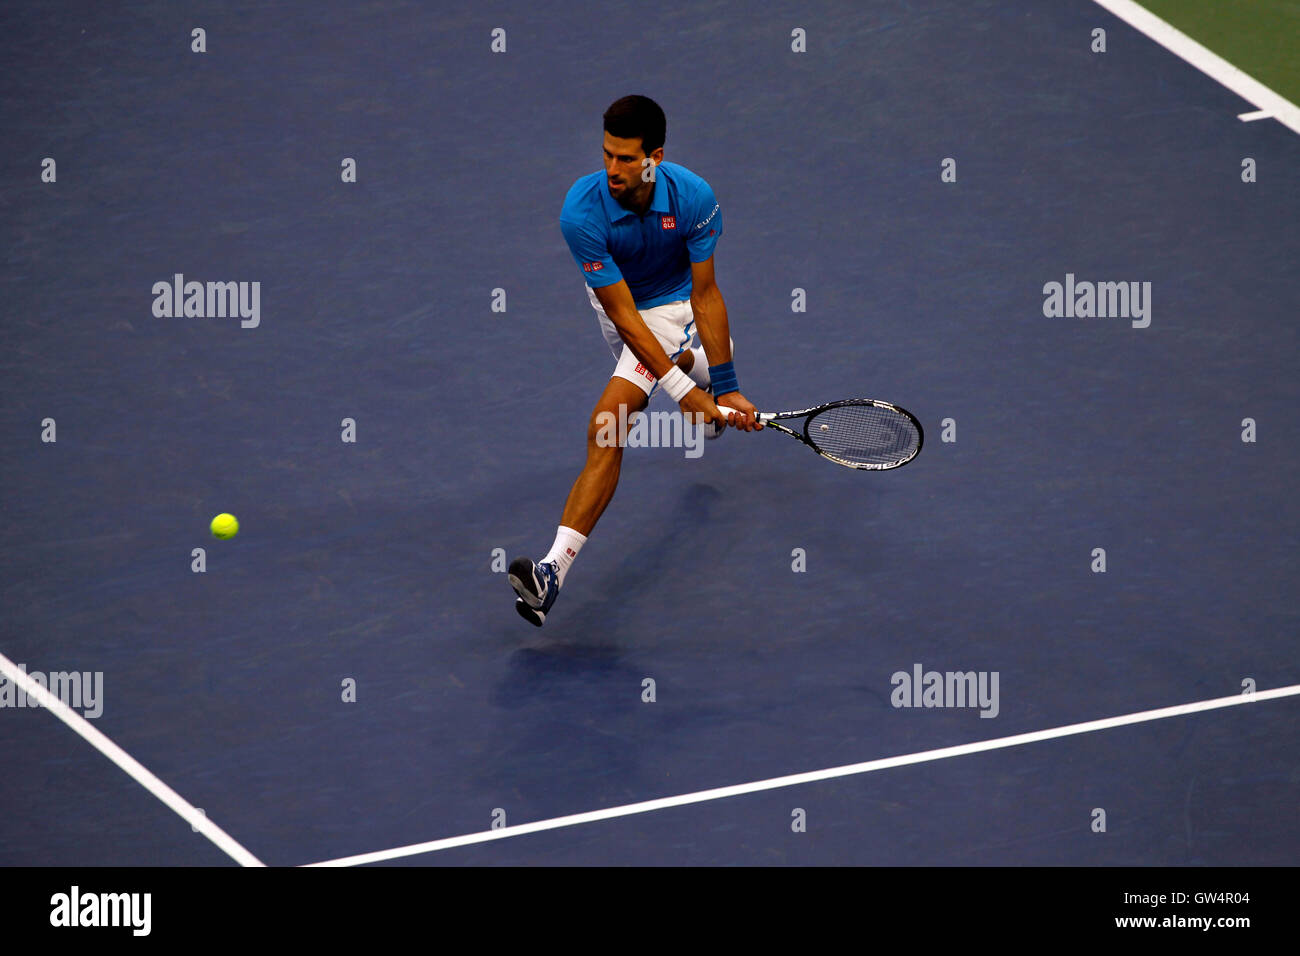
xmin=690 ymin=255 xmax=731 ymax=367
xmin=594 ymin=280 xmax=732 ymax=428
xmin=592 ymin=280 xmax=681 ymax=381
xmin=690 ymin=257 xmax=761 ymax=430
xmin=561 ymin=215 xmax=688 ymax=383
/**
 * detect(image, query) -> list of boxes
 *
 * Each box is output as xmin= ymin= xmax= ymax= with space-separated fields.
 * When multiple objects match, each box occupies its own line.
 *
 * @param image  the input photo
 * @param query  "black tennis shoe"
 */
xmin=509 ymin=557 xmax=559 ymax=626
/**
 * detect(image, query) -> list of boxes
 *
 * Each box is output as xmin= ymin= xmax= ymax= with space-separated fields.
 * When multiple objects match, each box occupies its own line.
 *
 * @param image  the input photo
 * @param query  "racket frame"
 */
xmin=720 ymin=398 xmax=923 ymax=470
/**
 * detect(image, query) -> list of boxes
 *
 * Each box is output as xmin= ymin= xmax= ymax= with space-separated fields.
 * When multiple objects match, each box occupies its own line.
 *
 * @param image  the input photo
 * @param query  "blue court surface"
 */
xmin=1 ymin=0 xmax=1296 ymax=867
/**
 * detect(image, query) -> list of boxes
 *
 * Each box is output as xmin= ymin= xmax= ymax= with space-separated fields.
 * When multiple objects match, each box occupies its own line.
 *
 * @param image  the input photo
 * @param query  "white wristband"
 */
xmin=658 ymin=365 xmax=695 ymax=402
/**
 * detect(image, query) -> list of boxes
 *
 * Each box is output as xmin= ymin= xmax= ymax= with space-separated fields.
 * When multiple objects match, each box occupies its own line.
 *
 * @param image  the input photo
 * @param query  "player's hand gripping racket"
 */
xmin=715 ymin=399 xmax=923 ymax=470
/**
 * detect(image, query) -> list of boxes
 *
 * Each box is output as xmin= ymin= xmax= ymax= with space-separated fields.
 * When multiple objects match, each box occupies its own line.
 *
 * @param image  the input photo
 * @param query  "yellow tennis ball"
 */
xmin=210 ymin=513 xmax=239 ymax=539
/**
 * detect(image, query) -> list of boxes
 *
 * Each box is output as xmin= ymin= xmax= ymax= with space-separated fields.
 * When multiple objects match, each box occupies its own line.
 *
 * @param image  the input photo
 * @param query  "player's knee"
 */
xmin=588 ymin=387 xmax=647 ymax=448
xmin=588 ymin=403 xmax=627 ymax=449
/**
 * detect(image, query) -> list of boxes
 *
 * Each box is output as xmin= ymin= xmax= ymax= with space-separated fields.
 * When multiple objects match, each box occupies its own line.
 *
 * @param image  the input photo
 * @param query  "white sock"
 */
xmin=542 ymin=525 xmax=587 ymax=588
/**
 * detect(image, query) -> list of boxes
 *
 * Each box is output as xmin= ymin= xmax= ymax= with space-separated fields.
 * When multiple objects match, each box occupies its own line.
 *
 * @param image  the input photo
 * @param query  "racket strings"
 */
xmin=807 ymin=404 xmax=920 ymax=465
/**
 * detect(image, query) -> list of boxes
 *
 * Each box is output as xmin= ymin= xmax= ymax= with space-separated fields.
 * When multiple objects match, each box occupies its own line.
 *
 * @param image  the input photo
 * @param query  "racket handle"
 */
xmin=714 ymin=405 xmax=771 ymax=423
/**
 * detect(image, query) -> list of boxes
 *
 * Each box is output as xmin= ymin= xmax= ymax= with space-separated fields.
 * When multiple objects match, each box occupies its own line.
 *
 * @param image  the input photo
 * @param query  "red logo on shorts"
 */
xmin=583 ymin=261 xmax=603 ymax=272
xmin=661 ymin=216 xmax=676 ymax=230
xmin=634 ymin=362 xmax=653 ymax=380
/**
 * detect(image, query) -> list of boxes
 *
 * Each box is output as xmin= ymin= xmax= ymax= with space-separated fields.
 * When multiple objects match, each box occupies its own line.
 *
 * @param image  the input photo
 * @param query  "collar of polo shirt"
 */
xmin=600 ymin=164 xmax=670 ymax=222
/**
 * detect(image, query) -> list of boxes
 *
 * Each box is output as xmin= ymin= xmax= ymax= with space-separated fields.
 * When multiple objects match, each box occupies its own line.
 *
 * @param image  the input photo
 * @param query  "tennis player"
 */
xmin=509 ymin=94 xmax=761 ymax=626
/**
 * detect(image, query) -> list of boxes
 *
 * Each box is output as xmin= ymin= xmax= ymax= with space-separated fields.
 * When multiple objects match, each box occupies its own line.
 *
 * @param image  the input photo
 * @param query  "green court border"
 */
xmin=1137 ymin=0 xmax=1300 ymax=104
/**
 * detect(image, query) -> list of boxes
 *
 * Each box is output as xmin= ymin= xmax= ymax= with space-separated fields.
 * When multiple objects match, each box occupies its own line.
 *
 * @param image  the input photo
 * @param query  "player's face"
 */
xmin=603 ymin=132 xmax=659 ymax=204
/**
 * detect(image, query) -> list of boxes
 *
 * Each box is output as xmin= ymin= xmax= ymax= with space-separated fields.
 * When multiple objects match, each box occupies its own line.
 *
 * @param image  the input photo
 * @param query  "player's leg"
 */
xmin=673 ymin=325 xmax=734 ymax=439
xmin=510 ymin=364 xmax=651 ymax=627
xmin=677 ymin=336 xmax=734 ymax=389
xmin=509 ymin=295 xmax=697 ymax=626
xmin=651 ymin=295 xmax=734 ymax=427
xmin=643 ymin=299 xmax=735 ymax=440
xmin=558 ymin=373 xmax=650 ymax=535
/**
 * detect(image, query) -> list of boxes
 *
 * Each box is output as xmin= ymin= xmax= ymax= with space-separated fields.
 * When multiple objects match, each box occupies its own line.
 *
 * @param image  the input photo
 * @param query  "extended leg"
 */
xmin=508 ymin=374 xmax=650 ymax=626
xmin=559 ymin=374 xmax=651 ymax=535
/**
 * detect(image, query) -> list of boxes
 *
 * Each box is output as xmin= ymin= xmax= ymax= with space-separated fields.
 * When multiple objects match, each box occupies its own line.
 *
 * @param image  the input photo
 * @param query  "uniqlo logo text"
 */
xmin=661 ymin=216 xmax=676 ymax=230
xmin=583 ymin=261 xmax=603 ymax=272
xmin=634 ymin=362 xmax=653 ymax=381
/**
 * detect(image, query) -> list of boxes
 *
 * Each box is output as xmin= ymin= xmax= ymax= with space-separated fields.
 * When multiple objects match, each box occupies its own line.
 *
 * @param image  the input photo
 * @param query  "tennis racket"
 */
xmin=715 ymin=399 xmax=923 ymax=470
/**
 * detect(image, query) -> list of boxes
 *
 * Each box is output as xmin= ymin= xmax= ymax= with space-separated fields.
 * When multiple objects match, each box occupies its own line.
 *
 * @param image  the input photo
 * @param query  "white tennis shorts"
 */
xmin=586 ymin=284 xmax=696 ymax=398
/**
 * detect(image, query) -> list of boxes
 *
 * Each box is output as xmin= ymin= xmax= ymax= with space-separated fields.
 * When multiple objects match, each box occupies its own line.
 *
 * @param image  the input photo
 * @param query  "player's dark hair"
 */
xmin=602 ymin=95 xmax=666 ymax=156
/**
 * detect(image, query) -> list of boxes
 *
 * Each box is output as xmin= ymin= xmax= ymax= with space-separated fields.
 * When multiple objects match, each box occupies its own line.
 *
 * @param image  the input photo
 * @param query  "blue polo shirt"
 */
xmin=560 ymin=161 xmax=723 ymax=309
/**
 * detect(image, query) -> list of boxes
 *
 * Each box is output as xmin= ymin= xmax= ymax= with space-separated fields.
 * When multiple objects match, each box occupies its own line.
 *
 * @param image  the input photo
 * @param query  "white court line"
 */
xmin=0 ymin=651 xmax=265 ymax=867
xmin=305 ymin=683 xmax=1300 ymax=867
xmin=1238 ymin=110 xmax=1272 ymax=123
xmin=1092 ymin=0 xmax=1300 ymax=136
